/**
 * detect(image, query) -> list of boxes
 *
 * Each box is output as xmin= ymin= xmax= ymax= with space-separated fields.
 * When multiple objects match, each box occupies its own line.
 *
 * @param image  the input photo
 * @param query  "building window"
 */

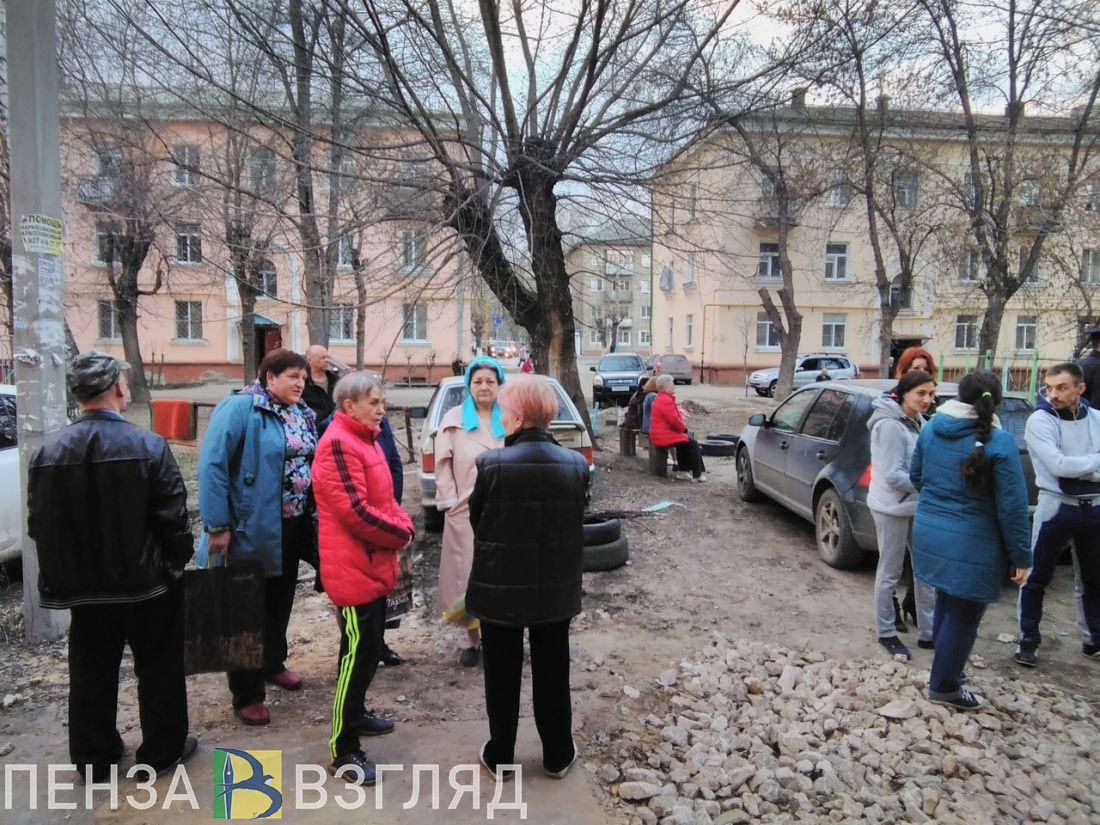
xmin=685 ymin=254 xmax=696 ymax=286
xmin=174 ymin=223 xmax=202 ymax=263
xmin=1017 ymin=179 xmax=1040 ymax=207
xmin=615 ymin=279 xmax=629 ymax=292
xmin=963 ymin=172 xmax=978 ymax=210
xmin=688 ymin=184 xmax=697 ymax=221
xmin=605 ymin=249 xmax=633 ymax=276
xmin=667 ymin=317 xmax=674 ymax=349
xmin=329 ymin=304 xmax=354 ymax=342
xmin=590 ymin=277 xmax=604 ymax=293
xmin=890 ymin=274 xmax=913 ymax=311
xmin=97 ymin=299 xmax=121 ymax=339
xmin=822 ymin=313 xmax=846 ymax=349
xmin=1018 ymin=249 xmax=1040 ymax=283
xmin=338 ymin=237 xmax=355 ymax=269
xmin=95 ymin=146 xmax=123 ymax=177
xmin=640 ymin=304 xmax=650 ymax=320
xmin=399 ymin=231 xmax=426 ymax=272
xmin=758 ymin=243 xmax=780 ymax=279
xmin=257 ymin=260 xmax=277 ymax=299
xmin=1015 ymin=315 xmax=1037 ymax=351
xmin=639 ymin=278 xmax=650 ymax=294
xmin=1083 ymin=249 xmax=1100 ymax=285
xmin=401 ymin=303 xmax=428 ymax=341
xmin=824 ymin=243 xmax=848 ymax=281
xmin=959 ymin=249 xmax=981 ymax=282
xmin=249 ymin=147 xmax=276 ymax=193
xmin=639 ymin=330 xmax=651 ymax=345
xmin=1086 ymin=181 xmax=1100 ymax=213
xmin=686 ymin=314 xmax=694 ymax=347
xmin=171 ymin=144 xmax=200 ymax=187
xmin=955 ymin=314 xmax=979 ymax=350
xmin=893 ymin=169 xmax=919 ymax=208
xmin=95 ymin=221 xmax=120 ymax=263
xmin=175 ymin=300 xmax=203 ymax=340
xmin=756 ymin=311 xmax=779 ymax=349
xmin=618 ymin=328 xmax=631 ymax=346
xmin=589 ymin=328 xmax=601 ymax=345
xmin=828 ymin=170 xmax=852 ymax=208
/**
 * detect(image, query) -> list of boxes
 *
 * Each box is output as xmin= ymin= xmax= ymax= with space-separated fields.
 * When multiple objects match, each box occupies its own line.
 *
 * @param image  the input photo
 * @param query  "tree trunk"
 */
xmin=354 ymin=264 xmax=367 ymax=370
xmin=978 ymin=290 xmax=1007 ymax=366
xmin=239 ymin=295 xmax=257 ymax=382
xmin=115 ymin=283 xmax=150 ymax=403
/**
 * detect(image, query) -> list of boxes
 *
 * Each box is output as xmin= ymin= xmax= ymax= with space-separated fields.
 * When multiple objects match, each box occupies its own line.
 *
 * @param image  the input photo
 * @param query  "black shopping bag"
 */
xmin=183 ymin=559 xmax=265 ymax=675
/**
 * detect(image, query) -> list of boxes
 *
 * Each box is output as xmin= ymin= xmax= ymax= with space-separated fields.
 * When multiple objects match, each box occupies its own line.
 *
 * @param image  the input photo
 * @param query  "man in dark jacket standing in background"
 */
xmin=1076 ymin=325 xmax=1100 ymax=407
xmin=27 ymin=352 xmax=197 ymax=782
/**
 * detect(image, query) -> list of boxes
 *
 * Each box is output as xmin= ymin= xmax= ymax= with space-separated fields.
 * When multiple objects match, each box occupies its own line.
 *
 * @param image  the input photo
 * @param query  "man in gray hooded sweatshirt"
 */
xmin=1017 ymin=362 xmax=1100 ymax=667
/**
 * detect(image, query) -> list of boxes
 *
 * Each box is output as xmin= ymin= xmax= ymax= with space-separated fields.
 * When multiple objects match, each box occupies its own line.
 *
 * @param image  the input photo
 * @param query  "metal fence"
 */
xmin=938 ymin=350 xmax=1076 ymax=397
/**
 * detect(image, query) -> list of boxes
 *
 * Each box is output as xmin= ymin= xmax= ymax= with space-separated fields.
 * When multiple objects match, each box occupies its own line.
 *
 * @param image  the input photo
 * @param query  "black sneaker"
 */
xmin=154 ymin=735 xmax=199 ymax=778
xmin=1083 ymin=643 xmax=1100 ymax=661
xmin=357 ymin=710 xmax=395 ymax=737
xmin=478 ymin=741 xmax=515 ymax=782
xmin=878 ymin=636 xmax=911 ymax=660
xmin=331 ymin=750 xmax=376 ymax=785
xmin=1014 ymin=642 xmax=1038 ymax=668
xmin=460 ymin=646 xmax=481 ymax=667
xmin=916 ymin=639 xmax=935 ymax=650
xmin=928 ymin=688 xmax=986 ymax=711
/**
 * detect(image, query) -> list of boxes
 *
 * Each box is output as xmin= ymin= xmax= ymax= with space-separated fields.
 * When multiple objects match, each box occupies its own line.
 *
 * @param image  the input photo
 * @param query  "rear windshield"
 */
xmin=433 ymin=382 xmax=580 ymax=427
xmin=600 ymin=356 xmax=643 ymax=371
xmin=664 ymin=355 xmax=689 ymax=364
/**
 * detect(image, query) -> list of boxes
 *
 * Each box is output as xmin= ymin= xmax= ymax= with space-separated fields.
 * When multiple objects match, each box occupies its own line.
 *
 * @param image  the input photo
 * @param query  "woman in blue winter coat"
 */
xmin=909 ymin=370 xmax=1032 ymax=711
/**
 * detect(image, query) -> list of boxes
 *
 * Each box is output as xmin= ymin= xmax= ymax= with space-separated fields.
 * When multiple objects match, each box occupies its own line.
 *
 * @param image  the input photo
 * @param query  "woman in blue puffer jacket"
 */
xmin=909 ymin=370 xmax=1032 ymax=711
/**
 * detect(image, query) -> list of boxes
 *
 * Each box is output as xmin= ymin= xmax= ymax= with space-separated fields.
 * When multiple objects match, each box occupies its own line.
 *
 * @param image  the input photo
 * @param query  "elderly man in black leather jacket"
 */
xmin=27 ymin=352 xmax=197 ymax=782
xmin=466 ymin=375 xmax=589 ymax=781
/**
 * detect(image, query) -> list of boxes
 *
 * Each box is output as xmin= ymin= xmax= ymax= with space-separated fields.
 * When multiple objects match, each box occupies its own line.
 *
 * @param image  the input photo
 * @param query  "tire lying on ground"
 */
xmin=699 ymin=438 xmax=738 ymax=457
xmin=583 ymin=515 xmax=621 ymax=546
xmin=707 ymin=432 xmax=741 ymax=444
xmin=583 ymin=534 xmax=630 ymax=572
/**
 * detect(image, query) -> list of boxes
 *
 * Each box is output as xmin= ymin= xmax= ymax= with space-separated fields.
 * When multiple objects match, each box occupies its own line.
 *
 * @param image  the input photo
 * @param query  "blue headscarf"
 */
xmin=462 ymin=356 xmax=506 ymax=438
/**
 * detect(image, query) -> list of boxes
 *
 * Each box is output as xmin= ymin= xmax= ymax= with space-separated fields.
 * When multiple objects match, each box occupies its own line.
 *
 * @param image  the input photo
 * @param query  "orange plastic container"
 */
xmin=150 ymin=399 xmax=197 ymax=440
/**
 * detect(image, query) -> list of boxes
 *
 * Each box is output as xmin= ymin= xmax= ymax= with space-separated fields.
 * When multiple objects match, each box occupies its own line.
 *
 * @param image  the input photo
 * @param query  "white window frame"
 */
xmin=589 ymin=328 xmax=602 ymax=345
xmin=616 ymin=278 xmax=630 ymax=292
xmin=822 ymin=313 xmax=846 ymax=349
xmin=640 ymin=304 xmax=650 ymax=320
xmin=639 ymin=278 xmax=650 ymax=294
xmin=257 ymin=260 xmax=277 ymax=300
xmin=1083 ymin=249 xmax=1100 ymax=285
xmin=96 ymin=147 xmax=123 ymax=177
xmin=688 ymin=183 xmax=697 ymax=221
xmin=617 ymin=327 xmax=631 ymax=346
xmin=97 ymin=299 xmax=121 ymax=340
xmin=828 ymin=171 xmax=851 ymax=208
xmin=1017 ymin=179 xmax=1041 ymax=207
xmin=249 ymin=147 xmax=276 ymax=193
xmin=890 ymin=275 xmax=913 ymax=312
xmin=893 ymin=169 xmax=919 ymax=208
xmin=758 ymin=243 xmax=780 ymax=280
xmin=171 ymin=144 xmax=200 ymax=187
xmin=685 ymin=253 xmax=696 ymax=286
xmin=329 ymin=304 xmax=355 ymax=343
xmin=955 ymin=315 xmax=979 ymax=351
xmin=401 ymin=302 xmax=428 ymax=342
xmin=638 ymin=330 xmax=651 ymax=345
xmin=174 ymin=223 xmax=202 ymax=264
xmin=174 ymin=300 xmax=203 ymax=341
xmin=959 ymin=249 xmax=981 ymax=282
xmin=666 ymin=317 xmax=674 ymax=349
xmin=1015 ymin=315 xmax=1037 ymax=351
xmin=95 ymin=221 xmax=119 ymax=264
xmin=756 ymin=311 xmax=779 ymax=350
xmin=824 ymin=243 xmax=848 ymax=281
xmin=590 ymin=277 xmax=604 ymax=293
xmin=686 ymin=314 xmax=694 ymax=347
xmin=399 ymin=230 xmax=426 ymax=272
xmin=338 ymin=237 xmax=355 ymax=269
xmin=1086 ymin=181 xmax=1100 ymax=214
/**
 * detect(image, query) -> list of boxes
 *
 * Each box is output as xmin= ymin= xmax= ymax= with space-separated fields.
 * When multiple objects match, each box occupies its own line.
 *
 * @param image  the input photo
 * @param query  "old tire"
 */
xmin=707 ymin=432 xmax=741 ymax=444
xmin=423 ymin=505 xmax=445 ymax=533
xmin=583 ymin=516 xmax=622 ymax=546
xmin=583 ymin=534 xmax=630 ymax=572
xmin=700 ymin=439 xmax=737 ymax=457
xmin=815 ymin=487 xmax=864 ymax=569
xmin=736 ymin=447 xmax=763 ymax=502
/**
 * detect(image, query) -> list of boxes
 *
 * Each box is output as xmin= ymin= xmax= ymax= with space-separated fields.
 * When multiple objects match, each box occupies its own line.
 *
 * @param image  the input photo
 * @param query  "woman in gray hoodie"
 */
xmin=868 ymin=370 xmax=937 ymax=659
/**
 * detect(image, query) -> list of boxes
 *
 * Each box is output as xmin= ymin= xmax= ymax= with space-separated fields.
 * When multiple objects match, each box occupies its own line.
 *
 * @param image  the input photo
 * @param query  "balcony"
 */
xmin=383 ymin=182 xmax=438 ymax=220
xmin=604 ymin=262 xmax=634 ymax=278
xmin=78 ymin=176 xmax=117 ymax=206
xmin=754 ymin=197 xmax=799 ymax=229
xmin=606 ymin=289 xmax=633 ymax=303
xmin=1014 ymin=205 xmax=1058 ymax=234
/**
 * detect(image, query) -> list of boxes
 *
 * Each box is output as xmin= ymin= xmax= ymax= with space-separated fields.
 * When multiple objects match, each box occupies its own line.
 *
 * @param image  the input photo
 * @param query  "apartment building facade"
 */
xmin=566 ymin=217 xmax=653 ymax=358
xmin=651 ymin=102 xmax=1100 ymax=383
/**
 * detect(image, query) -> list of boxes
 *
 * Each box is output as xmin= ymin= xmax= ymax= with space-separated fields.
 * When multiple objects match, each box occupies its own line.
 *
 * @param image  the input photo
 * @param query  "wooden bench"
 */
xmin=619 ymin=427 xmax=638 ymax=456
xmin=647 ymin=443 xmax=669 ymax=478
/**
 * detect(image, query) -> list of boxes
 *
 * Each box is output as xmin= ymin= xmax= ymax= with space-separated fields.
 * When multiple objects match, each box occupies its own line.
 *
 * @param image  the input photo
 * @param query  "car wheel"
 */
xmin=754 ymin=389 xmax=768 ymax=397
xmin=815 ymin=488 xmax=864 ymax=569
xmin=423 ymin=505 xmax=445 ymax=533
xmin=700 ymin=439 xmax=737 ymax=457
xmin=583 ymin=515 xmax=621 ymax=546
xmin=768 ymin=380 xmax=778 ymax=398
xmin=583 ymin=534 xmax=629 ymax=572
xmin=736 ymin=447 xmax=762 ymax=502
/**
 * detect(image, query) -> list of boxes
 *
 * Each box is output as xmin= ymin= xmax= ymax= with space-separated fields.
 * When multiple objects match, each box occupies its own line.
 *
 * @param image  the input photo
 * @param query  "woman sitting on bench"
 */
xmin=649 ymin=375 xmax=706 ymax=482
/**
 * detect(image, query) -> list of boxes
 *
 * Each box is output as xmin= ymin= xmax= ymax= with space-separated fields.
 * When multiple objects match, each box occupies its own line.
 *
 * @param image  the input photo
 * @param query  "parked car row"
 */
xmin=735 ymin=379 xmax=1037 ymax=569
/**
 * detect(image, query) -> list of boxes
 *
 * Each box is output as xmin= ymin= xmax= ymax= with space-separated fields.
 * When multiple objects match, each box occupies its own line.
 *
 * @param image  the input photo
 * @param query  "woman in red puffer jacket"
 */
xmin=312 ymin=371 xmax=414 ymax=784
xmin=649 ymin=375 xmax=707 ymax=482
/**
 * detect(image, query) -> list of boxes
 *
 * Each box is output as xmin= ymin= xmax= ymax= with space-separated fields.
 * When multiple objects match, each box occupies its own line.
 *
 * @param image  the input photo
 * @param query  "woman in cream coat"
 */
xmin=434 ymin=356 xmax=506 ymax=666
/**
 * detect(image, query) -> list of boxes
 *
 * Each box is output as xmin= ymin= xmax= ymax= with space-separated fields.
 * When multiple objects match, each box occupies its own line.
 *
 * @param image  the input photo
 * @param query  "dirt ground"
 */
xmin=0 ymin=388 xmax=1096 ymax=823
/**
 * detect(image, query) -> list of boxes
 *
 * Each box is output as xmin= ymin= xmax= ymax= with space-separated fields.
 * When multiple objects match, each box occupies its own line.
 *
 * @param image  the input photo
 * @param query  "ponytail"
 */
xmin=958 ymin=370 xmax=1001 ymax=490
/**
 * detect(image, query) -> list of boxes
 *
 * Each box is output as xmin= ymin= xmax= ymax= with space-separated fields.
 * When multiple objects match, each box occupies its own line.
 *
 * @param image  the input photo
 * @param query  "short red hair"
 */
xmin=497 ymin=375 xmax=558 ymax=430
xmin=896 ymin=347 xmax=936 ymax=378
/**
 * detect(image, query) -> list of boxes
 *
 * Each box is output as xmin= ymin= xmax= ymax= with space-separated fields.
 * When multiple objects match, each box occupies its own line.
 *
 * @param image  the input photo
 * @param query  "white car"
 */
xmin=748 ymin=354 xmax=861 ymax=398
xmin=415 ymin=375 xmax=594 ymax=530
xmin=0 ymin=385 xmax=20 ymax=564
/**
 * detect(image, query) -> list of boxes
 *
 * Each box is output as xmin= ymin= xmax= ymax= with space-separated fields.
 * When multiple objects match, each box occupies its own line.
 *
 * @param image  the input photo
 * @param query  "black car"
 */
xmin=591 ymin=353 xmax=648 ymax=407
xmin=736 ymin=380 xmax=1037 ymax=569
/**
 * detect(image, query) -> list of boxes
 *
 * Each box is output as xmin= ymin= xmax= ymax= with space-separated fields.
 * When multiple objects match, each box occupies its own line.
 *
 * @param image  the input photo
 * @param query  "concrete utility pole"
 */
xmin=7 ymin=0 xmax=70 ymax=640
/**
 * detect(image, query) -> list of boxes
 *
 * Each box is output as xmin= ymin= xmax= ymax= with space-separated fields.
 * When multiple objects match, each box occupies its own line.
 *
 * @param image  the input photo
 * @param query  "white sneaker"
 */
xmin=675 ymin=471 xmax=692 ymax=481
xmin=544 ymin=744 xmax=579 ymax=779
xmin=693 ymin=474 xmax=707 ymax=483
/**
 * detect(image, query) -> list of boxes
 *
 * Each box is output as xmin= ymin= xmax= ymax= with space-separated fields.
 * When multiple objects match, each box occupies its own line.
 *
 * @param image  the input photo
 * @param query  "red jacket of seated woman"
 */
xmin=313 ymin=410 xmax=415 ymax=608
xmin=649 ymin=391 xmax=690 ymax=448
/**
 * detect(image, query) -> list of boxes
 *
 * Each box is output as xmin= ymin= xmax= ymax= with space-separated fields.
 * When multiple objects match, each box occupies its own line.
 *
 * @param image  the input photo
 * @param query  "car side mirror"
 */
xmin=407 ymin=406 xmax=429 ymax=420
xmin=748 ymin=413 xmax=767 ymax=427
xmin=589 ymin=365 xmax=597 ymax=372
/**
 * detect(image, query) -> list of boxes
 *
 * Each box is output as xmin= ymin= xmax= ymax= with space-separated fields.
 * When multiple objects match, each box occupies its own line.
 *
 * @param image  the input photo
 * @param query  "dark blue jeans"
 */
xmin=929 ymin=591 xmax=987 ymax=699
xmin=1019 ymin=502 xmax=1100 ymax=646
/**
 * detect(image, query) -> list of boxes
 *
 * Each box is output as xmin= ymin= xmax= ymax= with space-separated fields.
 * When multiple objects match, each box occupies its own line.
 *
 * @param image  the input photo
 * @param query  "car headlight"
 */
xmin=593 ymin=375 xmax=604 ymax=386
